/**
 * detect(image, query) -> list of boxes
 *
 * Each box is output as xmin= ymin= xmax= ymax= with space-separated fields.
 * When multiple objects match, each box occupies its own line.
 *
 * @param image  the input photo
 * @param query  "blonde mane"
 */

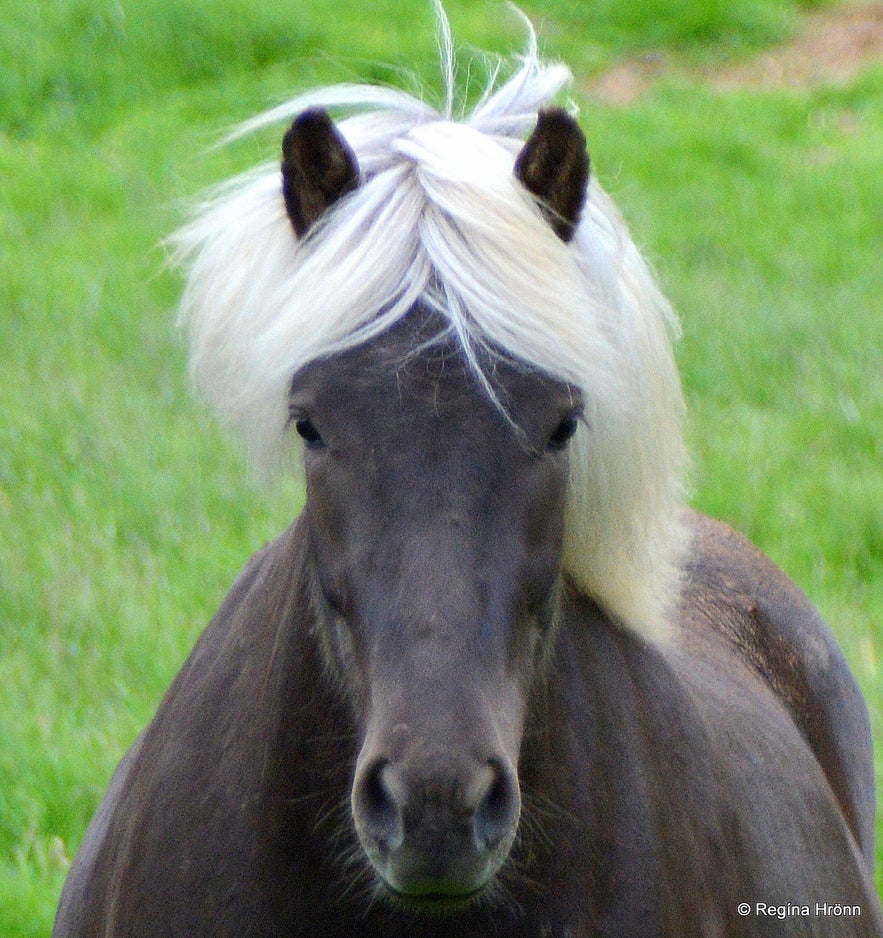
xmin=172 ymin=8 xmax=689 ymax=642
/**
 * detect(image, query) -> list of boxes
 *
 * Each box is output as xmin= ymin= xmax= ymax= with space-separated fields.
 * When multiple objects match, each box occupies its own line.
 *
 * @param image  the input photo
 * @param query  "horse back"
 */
xmin=680 ymin=509 xmax=876 ymax=867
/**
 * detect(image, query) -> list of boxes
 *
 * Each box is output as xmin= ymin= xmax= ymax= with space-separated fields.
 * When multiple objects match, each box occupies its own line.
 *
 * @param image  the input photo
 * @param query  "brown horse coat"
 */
xmin=54 ymin=508 xmax=882 ymax=936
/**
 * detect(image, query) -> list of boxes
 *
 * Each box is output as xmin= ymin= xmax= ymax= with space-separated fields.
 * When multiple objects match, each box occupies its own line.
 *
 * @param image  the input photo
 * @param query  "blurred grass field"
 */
xmin=1 ymin=1 xmax=881 ymax=932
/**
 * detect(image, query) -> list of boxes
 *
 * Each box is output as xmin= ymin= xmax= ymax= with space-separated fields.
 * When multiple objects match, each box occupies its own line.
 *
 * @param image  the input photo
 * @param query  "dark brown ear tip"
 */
xmin=280 ymin=107 xmax=360 ymax=238
xmin=530 ymin=108 xmax=590 ymax=176
xmin=536 ymin=106 xmax=586 ymax=139
xmin=514 ymin=107 xmax=590 ymax=243
xmin=282 ymin=108 xmax=333 ymax=154
xmin=293 ymin=106 xmax=334 ymax=129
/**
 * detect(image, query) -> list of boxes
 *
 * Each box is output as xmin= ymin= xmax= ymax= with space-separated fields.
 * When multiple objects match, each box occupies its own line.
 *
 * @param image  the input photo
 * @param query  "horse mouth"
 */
xmin=382 ymin=879 xmax=487 ymax=913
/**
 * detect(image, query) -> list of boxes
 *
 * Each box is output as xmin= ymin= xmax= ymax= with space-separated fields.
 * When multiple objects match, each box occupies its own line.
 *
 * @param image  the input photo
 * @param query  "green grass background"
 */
xmin=1 ymin=0 xmax=880 ymax=932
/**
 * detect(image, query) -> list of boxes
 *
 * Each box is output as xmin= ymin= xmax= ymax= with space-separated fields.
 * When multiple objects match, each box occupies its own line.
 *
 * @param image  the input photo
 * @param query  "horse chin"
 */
xmin=380 ymin=880 xmax=488 ymax=915
xmin=367 ymin=853 xmax=504 ymax=915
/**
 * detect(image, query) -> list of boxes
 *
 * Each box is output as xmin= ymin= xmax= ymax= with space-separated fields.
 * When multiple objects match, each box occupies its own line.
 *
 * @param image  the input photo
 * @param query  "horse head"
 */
xmin=283 ymin=107 xmax=588 ymax=907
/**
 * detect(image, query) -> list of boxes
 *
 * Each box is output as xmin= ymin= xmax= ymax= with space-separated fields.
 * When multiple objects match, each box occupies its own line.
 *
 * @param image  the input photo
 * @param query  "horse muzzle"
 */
xmin=351 ymin=750 xmax=521 ymax=907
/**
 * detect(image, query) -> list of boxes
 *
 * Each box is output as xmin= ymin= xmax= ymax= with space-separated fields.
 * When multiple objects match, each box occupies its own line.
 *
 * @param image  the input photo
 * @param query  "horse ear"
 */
xmin=281 ymin=108 xmax=360 ymax=238
xmin=514 ymin=108 xmax=590 ymax=242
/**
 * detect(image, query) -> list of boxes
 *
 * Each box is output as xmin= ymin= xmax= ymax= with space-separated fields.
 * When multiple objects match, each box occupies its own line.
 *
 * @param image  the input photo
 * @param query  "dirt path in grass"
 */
xmin=589 ymin=2 xmax=883 ymax=105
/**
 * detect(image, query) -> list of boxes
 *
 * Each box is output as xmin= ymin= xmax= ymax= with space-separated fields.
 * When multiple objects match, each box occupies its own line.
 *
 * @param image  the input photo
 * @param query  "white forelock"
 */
xmin=172 ymin=9 xmax=689 ymax=642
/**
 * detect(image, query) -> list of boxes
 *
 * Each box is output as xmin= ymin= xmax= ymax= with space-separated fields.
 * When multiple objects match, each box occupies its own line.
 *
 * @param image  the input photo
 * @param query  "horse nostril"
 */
xmin=473 ymin=759 xmax=520 ymax=852
xmin=353 ymin=759 xmax=403 ymax=853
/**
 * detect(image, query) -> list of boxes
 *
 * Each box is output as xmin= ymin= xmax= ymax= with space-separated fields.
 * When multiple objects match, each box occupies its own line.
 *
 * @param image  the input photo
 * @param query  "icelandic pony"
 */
xmin=54 ymin=13 xmax=881 ymax=938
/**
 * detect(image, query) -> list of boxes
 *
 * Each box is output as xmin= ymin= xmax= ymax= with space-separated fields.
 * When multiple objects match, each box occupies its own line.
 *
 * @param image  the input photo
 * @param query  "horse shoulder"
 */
xmin=679 ymin=509 xmax=876 ymax=868
xmin=52 ymin=730 xmax=146 ymax=937
xmin=551 ymin=516 xmax=882 ymax=934
xmin=53 ymin=520 xmax=313 ymax=936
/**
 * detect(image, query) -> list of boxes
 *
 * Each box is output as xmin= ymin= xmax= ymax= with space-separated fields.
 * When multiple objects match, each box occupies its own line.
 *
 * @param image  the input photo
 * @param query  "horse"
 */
xmin=54 ymin=13 xmax=882 ymax=938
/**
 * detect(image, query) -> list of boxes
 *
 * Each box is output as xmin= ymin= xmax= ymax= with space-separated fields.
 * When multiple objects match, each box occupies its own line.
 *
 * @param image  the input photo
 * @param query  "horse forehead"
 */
xmin=292 ymin=312 xmax=573 ymax=427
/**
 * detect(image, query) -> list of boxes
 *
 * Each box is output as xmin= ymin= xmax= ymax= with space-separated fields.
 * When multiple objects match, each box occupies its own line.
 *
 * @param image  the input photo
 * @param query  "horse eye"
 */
xmin=294 ymin=417 xmax=324 ymax=449
xmin=547 ymin=412 xmax=580 ymax=451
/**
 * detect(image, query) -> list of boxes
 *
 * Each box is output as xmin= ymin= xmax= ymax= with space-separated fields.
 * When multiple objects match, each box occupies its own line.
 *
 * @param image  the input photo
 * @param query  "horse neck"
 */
xmin=525 ymin=584 xmax=748 ymax=933
xmin=244 ymin=516 xmax=358 ymax=827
